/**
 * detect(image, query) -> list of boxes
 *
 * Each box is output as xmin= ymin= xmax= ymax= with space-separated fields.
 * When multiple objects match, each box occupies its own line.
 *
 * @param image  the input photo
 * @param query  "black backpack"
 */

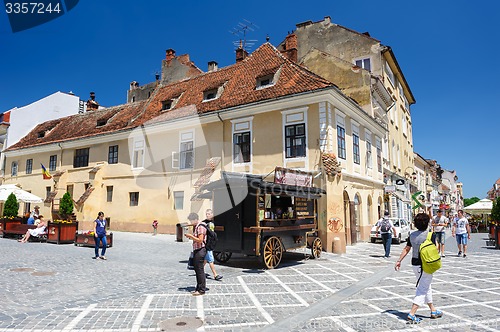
xmin=199 ymin=223 xmax=218 ymax=251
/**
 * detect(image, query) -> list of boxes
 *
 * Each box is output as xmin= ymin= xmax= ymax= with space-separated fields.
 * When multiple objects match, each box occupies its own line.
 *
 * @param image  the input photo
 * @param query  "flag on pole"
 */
xmin=41 ymin=163 xmax=52 ymax=179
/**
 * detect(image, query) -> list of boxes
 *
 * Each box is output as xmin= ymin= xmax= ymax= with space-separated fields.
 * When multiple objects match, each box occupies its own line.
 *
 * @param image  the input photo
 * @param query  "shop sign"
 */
xmin=274 ymin=167 xmax=312 ymax=187
xmin=384 ymin=185 xmax=396 ymax=193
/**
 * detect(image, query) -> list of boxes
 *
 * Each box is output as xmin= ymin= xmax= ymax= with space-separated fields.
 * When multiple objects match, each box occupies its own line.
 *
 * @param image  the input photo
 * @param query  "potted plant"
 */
xmin=59 ymin=192 xmax=74 ymax=220
xmin=3 ymin=193 xmax=19 ymax=218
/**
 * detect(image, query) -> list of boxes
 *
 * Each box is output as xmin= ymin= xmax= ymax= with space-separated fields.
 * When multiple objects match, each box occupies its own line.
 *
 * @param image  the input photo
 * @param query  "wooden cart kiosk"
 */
xmin=198 ymin=172 xmax=325 ymax=269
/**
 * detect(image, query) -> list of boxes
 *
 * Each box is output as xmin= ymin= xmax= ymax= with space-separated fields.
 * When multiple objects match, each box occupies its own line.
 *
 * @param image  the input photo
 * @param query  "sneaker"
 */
xmin=92 ymin=256 xmax=98 ymax=259
xmin=463 ymin=254 xmax=467 ymax=258
xmin=215 ymin=275 xmax=223 ymax=281
xmin=407 ymin=314 xmax=422 ymax=324
xmin=430 ymin=310 xmax=443 ymax=319
xmin=457 ymin=251 xmax=462 ymax=257
xmin=99 ymin=256 xmax=107 ymax=260
xmin=441 ymin=254 xmax=446 ymax=258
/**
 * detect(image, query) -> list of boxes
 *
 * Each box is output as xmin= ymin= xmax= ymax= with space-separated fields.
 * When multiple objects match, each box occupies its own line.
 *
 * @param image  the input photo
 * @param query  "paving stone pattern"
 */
xmin=0 ymin=230 xmax=499 ymax=331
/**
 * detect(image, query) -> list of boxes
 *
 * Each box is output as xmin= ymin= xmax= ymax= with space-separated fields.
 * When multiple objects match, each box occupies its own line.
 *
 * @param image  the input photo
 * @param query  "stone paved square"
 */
xmin=1 ymin=230 xmax=499 ymax=331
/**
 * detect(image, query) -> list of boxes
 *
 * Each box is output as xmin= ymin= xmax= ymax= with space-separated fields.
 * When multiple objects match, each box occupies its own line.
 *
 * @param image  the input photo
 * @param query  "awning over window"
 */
xmin=391 ymin=191 xmax=410 ymax=203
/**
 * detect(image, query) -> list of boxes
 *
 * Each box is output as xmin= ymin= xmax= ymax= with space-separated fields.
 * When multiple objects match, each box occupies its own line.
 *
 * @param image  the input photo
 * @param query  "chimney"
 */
xmin=86 ymin=92 xmax=99 ymax=111
xmin=280 ymin=33 xmax=298 ymax=62
xmin=208 ymin=61 xmax=218 ymax=72
xmin=166 ymin=49 xmax=176 ymax=61
xmin=129 ymin=81 xmax=139 ymax=90
xmin=236 ymin=46 xmax=248 ymax=62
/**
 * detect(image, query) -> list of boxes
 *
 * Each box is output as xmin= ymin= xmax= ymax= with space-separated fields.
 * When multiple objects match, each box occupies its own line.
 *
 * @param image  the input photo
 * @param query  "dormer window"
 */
xmin=256 ymin=68 xmax=281 ymax=90
xmin=97 ymin=119 xmax=107 ymax=127
xmin=38 ymin=131 xmax=45 ymax=138
xmin=162 ymin=99 xmax=173 ymax=110
xmin=203 ymin=89 xmax=218 ymax=101
xmin=161 ymin=94 xmax=181 ymax=111
xmin=203 ymin=83 xmax=226 ymax=102
xmin=257 ymin=74 xmax=274 ymax=88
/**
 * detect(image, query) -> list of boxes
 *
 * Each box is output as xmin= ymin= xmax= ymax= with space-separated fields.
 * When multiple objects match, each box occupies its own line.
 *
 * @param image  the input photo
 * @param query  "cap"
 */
xmin=384 ymin=211 xmax=390 ymax=216
xmin=34 ymin=205 xmax=40 ymax=209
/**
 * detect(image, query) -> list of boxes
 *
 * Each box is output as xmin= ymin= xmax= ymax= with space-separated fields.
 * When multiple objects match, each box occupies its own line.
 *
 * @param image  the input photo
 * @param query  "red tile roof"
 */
xmin=8 ymin=43 xmax=334 ymax=151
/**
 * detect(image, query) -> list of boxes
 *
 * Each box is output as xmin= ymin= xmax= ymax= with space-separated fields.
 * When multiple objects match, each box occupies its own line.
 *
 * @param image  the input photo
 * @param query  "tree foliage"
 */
xmin=491 ymin=197 xmax=500 ymax=222
xmin=464 ymin=197 xmax=481 ymax=207
xmin=3 ymin=193 xmax=19 ymax=218
xmin=59 ymin=192 xmax=74 ymax=218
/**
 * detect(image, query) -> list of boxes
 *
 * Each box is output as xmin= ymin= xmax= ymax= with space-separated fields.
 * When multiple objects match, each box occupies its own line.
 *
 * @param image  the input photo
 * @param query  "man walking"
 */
xmin=185 ymin=213 xmax=207 ymax=295
xmin=452 ymin=209 xmax=471 ymax=258
xmin=432 ymin=210 xmax=448 ymax=257
xmin=376 ymin=211 xmax=397 ymax=258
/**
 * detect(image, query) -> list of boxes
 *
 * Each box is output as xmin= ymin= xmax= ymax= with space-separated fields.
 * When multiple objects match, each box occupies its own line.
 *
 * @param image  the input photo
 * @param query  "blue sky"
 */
xmin=0 ymin=0 xmax=498 ymax=198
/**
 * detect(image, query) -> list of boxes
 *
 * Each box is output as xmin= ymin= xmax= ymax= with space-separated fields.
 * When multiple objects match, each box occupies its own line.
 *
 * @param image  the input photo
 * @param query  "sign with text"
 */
xmin=294 ymin=197 xmax=314 ymax=217
xmin=274 ymin=167 xmax=313 ymax=187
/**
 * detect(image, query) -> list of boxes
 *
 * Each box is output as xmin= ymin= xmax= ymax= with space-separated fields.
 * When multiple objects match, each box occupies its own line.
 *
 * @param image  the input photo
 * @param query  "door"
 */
xmin=350 ymin=201 xmax=357 ymax=245
xmin=213 ymin=187 xmax=245 ymax=252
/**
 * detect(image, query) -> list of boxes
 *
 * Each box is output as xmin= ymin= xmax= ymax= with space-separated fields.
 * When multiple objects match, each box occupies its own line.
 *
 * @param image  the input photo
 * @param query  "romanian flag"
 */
xmin=41 ymin=163 xmax=52 ymax=180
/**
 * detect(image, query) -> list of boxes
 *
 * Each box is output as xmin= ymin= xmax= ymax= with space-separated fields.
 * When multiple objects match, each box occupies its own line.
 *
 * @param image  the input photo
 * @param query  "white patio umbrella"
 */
xmin=0 ymin=184 xmax=43 ymax=203
xmin=463 ymin=199 xmax=493 ymax=214
xmin=463 ymin=199 xmax=493 ymax=229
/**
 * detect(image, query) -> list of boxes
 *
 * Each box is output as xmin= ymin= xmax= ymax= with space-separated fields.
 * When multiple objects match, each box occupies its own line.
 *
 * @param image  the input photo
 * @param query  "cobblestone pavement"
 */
xmin=0 ymin=229 xmax=499 ymax=331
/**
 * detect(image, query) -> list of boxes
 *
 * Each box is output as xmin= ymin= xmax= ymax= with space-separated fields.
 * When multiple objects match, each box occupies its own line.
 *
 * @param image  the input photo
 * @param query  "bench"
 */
xmin=2 ymin=224 xmax=47 ymax=242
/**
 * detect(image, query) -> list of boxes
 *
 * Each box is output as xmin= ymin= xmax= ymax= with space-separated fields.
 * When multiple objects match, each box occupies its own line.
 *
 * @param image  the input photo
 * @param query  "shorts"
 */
xmin=205 ymin=250 xmax=214 ymax=263
xmin=435 ymin=232 xmax=445 ymax=244
xmin=456 ymin=233 xmax=468 ymax=245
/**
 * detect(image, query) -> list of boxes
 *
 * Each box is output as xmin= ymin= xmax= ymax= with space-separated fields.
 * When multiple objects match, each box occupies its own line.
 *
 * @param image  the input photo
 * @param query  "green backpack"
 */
xmin=416 ymin=231 xmax=442 ymax=286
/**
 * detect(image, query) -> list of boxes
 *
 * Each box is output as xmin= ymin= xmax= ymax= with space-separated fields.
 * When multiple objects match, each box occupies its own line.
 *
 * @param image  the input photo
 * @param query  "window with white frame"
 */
xmin=132 ymin=140 xmax=144 ymax=168
xmin=355 ymin=58 xmax=371 ymax=72
xmin=49 ymin=155 xmax=57 ymax=171
xmin=392 ymin=140 xmax=396 ymax=167
xmin=179 ymin=131 xmax=194 ymax=170
xmin=11 ymin=161 xmax=18 ymax=176
xmin=376 ymin=137 xmax=382 ymax=173
xmin=174 ymin=191 xmax=184 ymax=210
xmin=129 ymin=192 xmax=139 ymax=206
xmin=365 ymin=132 xmax=372 ymax=169
xmin=352 ymin=124 xmax=360 ymax=165
xmin=232 ymin=118 xmax=252 ymax=164
xmin=233 ymin=132 xmax=251 ymax=163
xmin=285 ymin=123 xmax=306 ymax=158
xmin=402 ymin=115 xmax=408 ymax=136
xmin=397 ymin=144 xmax=401 ymax=169
xmin=385 ymin=62 xmax=395 ymax=86
xmin=336 ymin=113 xmax=346 ymax=160
xmin=26 ymin=159 xmax=33 ymax=174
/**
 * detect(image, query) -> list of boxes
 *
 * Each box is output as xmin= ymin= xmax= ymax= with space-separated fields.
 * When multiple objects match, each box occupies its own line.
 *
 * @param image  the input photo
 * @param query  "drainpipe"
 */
xmin=217 ymin=112 xmax=225 ymax=171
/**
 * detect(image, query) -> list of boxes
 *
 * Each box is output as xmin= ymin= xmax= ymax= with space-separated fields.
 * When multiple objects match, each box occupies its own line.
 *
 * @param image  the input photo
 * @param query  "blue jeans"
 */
xmin=381 ymin=233 xmax=392 ymax=257
xmin=95 ymin=235 xmax=107 ymax=257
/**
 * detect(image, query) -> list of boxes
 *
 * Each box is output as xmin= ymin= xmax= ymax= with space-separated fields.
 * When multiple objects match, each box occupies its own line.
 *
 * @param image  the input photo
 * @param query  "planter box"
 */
xmin=0 ymin=219 xmax=23 ymax=237
xmin=47 ymin=222 xmax=78 ymax=244
xmin=75 ymin=233 xmax=113 ymax=248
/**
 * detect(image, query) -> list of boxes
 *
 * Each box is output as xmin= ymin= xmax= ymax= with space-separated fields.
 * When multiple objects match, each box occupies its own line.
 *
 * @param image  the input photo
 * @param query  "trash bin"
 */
xmin=176 ymin=222 xmax=189 ymax=242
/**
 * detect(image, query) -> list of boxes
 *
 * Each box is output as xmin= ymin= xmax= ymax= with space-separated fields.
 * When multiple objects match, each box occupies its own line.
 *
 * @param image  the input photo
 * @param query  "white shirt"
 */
xmin=432 ymin=216 xmax=448 ymax=233
xmin=453 ymin=217 xmax=469 ymax=235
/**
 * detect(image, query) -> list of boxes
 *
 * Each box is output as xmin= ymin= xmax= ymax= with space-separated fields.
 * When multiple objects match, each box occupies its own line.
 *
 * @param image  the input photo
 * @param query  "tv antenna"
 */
xmin=229 ymin=19 xmax=259 ymax=52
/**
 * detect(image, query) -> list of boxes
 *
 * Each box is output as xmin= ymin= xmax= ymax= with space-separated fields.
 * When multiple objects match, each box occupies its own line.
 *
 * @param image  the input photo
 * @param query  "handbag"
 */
xmin=187 ymin=251 xmax=194 ymax=270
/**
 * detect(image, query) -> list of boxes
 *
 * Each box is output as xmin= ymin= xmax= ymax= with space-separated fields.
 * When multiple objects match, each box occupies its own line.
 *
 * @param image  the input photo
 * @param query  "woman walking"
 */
xmin=93 ymin=212 xmax=108 ymax=260
xmin=394 ymin=213 xmax=443 ymax=324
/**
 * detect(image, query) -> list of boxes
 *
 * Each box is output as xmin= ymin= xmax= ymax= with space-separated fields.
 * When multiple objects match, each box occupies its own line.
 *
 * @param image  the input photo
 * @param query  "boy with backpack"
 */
xmin=394 ymin=213 xmax=443 ymax=324
xmin=376 ymin=211 xmax=396 ymax=258
xmin=202 ymin=209 xmax=222 ymax=281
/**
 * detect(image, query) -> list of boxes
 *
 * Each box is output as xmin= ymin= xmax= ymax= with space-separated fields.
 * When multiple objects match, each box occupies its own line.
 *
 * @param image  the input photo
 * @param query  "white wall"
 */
xmin=4 ymin=91 xmax=81 ymax=148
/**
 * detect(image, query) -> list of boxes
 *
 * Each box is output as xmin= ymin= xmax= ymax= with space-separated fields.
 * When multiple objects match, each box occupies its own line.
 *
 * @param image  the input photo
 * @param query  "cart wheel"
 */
xmin=310 ymin=237 xmax=322 ymax=259
xmin=214 ymin=251 xmax=232 ymax=263
xmin=261 ymin=236 xmax=283 ymax=269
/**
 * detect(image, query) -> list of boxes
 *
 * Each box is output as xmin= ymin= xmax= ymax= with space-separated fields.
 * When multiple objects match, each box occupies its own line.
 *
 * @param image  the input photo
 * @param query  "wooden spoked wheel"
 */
xmin=310 ymin=237 xmax=322 ymax=259
xmin=214 ymin=251 xmax=232 ymax=263
xmin=261 ymin=236 xmax=283 ymax=269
